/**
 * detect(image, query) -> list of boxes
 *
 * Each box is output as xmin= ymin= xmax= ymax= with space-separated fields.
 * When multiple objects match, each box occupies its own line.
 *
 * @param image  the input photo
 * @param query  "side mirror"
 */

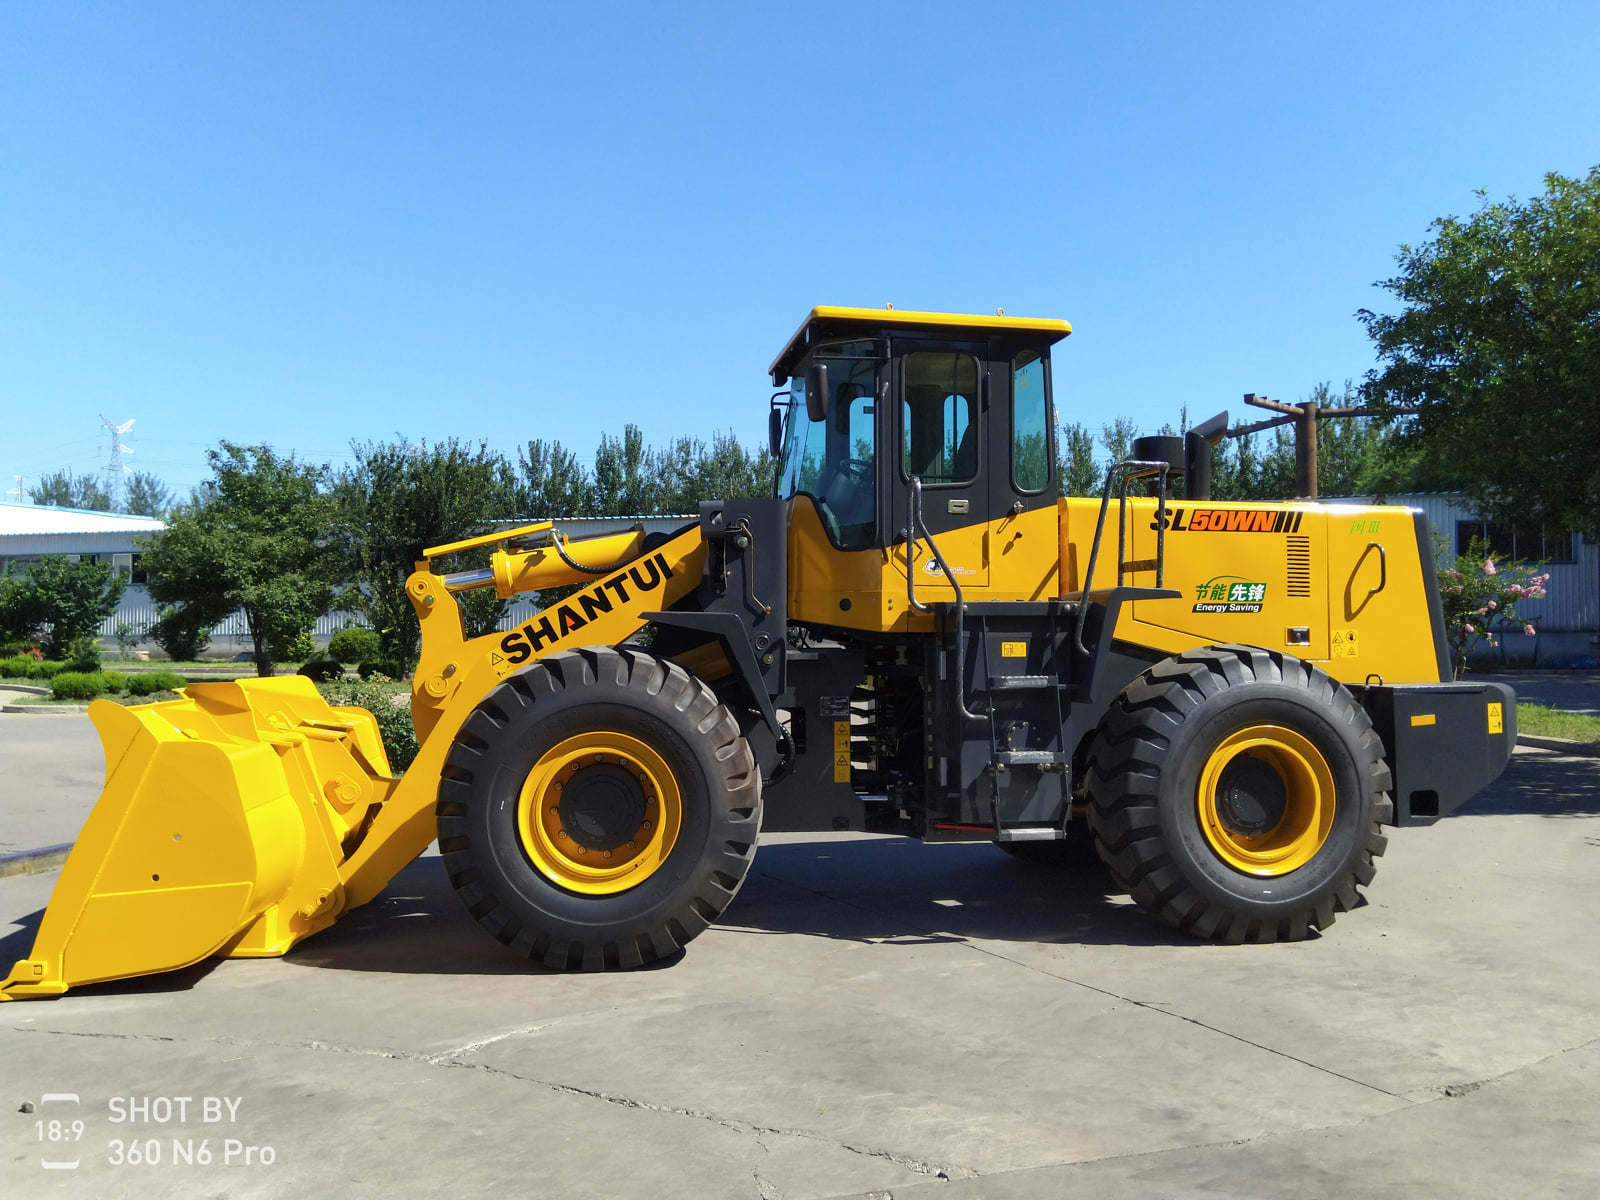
xmin=804 ymin=362 xmax=829 ymax=424
xmin=768 ymin=407 xmax=786 ymax=459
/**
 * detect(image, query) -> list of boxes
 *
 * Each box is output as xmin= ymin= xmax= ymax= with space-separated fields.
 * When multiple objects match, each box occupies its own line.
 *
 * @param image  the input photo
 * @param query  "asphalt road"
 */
xmin=1 ymin=737 xmax=1596 ymax=1199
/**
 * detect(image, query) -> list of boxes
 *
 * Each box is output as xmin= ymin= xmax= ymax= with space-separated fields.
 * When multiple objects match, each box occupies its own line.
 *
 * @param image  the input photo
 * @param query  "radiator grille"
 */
xmin=1286 ymin=536 xmax=1312 ymax=597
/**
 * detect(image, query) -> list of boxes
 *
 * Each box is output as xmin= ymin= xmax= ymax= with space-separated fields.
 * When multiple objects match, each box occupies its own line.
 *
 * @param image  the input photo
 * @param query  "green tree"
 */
xmin=332 ymin=439 xmax=518 ymax=670
xmin=590 ymin=425 xmax=659 ymax=516
xmin=0 ymin=555 xmax=126 ymax=657
xmin=142 ymin=443 xmax=336 ymax=677
xmin=1057 ymin=421 xmax=1098 ymax=497
xmin=1210 ymin=426 xmax=1296 ymax=501
xmin=1099 ymin=417 xmax=1139 ymax=467
xmin=30 ymin=470 xmax=111 ymax=511
xmin=122 ymin=471 xmax=172 ymax=518
xmin=651 ymin=430 xmax=771 ymax=513
xmin=1359 ymin=168 xmax=1600 ymax=537
xmin=517 ymin=439 xmax=591 ymax=517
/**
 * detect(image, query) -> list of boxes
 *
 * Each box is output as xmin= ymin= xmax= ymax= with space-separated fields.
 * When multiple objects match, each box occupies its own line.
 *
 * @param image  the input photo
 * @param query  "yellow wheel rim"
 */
xmin=515 ymin=731 xmax=682 ymax=895
xmin=1196 ymin=725 xmax=1335 ymax=876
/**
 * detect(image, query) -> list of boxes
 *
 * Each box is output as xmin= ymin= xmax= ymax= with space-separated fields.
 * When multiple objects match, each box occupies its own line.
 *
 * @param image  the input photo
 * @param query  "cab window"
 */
xmin=1012 ymin=349 xmax=1050 ymax=493
xmin=902 ymin=351 xmax=978 ymax=485
xmin=777 ymin=350 xmax=879 ymax=550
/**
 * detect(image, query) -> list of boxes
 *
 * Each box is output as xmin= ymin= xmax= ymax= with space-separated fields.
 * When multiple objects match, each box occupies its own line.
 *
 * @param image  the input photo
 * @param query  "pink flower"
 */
xmin=1464 ymin=623 xmax=1475 ymax=634
xmin=1529 ymin=586 xmax=1547 ymax=598
xmin=1483 ymin=559 xmax=1497 ymax=576
xmin=1524 ymin=624 xmax=1536 ymax=637
xmin=1487 ymin=599 xmax=1497 ymax=610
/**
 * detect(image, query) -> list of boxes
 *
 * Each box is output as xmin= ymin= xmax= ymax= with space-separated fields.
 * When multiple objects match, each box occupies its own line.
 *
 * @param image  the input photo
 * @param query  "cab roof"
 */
xmin=769 ymin=306 xmax=1072 ymax=383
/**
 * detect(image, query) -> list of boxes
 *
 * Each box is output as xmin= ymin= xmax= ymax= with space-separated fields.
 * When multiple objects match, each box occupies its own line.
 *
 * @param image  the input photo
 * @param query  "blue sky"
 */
xmin=2 ymin=2 xmax=1597 ymax=504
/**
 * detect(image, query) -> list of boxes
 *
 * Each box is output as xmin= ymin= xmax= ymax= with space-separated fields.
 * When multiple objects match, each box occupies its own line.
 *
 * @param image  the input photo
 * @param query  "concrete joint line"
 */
xmin=461 ymin=1062 xmax=972 ymax=1180
xmin=1036 ymin=1036 xmax=1600 ymax=1179
xmin=1409 ymin=1035 xmax=1599 ymax=1104
xmin=13 ymin=1027 xmax=177 ymax=1043
xmin=423 ymin=1021 xmax=566 ymax=1063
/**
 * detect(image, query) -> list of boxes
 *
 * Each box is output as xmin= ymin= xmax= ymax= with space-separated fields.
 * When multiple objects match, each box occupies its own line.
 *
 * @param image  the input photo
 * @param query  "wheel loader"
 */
xmin=2 ymin=306 xmax=1516 ymax=998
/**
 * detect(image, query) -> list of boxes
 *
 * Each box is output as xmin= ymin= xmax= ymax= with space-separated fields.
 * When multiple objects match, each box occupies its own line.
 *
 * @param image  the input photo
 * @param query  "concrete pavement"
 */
xmin=1 ymin=737 xmax=1596 ymax=1199
xmin=0 ymin=717 xmax=104 ymax=855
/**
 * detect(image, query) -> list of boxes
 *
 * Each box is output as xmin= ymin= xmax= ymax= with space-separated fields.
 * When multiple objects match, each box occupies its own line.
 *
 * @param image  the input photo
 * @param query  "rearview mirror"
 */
xmin=804 ymin=362 xmax=829 ymax=423
xmin=768 ymin=407 xmax=785 ymax=459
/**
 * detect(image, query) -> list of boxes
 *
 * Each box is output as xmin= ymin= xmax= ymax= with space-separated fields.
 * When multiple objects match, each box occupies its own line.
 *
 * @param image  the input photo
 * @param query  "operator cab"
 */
xmin=769 ymin=307 xmax=1072 ymax=558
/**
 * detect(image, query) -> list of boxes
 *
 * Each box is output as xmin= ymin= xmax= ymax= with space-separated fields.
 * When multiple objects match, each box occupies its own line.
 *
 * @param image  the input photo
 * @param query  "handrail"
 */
xmin=905 ymin=477 xmax=985 ymax=727
xmin=1072 ymin=458 xmax=1171 ymax=657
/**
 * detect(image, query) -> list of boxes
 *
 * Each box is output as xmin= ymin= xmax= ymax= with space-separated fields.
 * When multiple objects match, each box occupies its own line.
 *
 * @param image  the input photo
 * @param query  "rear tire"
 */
xmin=1086 ymin=645 xmax=1391 ymax=943
xmin=436 ymin=647 xmax=761 ymax=970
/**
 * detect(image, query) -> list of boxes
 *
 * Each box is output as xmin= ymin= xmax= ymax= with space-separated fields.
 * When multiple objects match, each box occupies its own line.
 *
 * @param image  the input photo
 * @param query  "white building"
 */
xmin=0 ymin=502 xmax=165 ymax=637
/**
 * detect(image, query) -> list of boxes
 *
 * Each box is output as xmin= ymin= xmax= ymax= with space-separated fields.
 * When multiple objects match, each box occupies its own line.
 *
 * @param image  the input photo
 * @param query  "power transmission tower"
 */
xmin=5 ymin=474 xmax=25 ymax=503
xmin=99 ymin=414 xmax=136 ymax=509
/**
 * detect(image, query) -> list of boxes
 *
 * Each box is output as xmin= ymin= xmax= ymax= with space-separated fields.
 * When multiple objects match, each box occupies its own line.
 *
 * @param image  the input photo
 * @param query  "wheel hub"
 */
xmin=1195 ymin=725 xmax=1336 ymax=877
xmin=558 ymin=763 xmax=649 ymax=852
xmin=515 ymin=732 xmax=682 ymax=896
xmin=1214 ymin=756 xmax=1287 ymax=837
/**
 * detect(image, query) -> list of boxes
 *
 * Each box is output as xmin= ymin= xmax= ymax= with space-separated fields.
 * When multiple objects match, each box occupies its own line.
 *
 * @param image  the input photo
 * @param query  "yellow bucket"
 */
xmin=2 ymin=677 xmax=398 ymax=1000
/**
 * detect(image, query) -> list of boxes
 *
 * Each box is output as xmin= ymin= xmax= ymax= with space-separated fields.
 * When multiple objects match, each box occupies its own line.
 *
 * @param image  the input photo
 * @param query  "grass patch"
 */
xmin=1517 ymin=702 xmax=1600 ymax=745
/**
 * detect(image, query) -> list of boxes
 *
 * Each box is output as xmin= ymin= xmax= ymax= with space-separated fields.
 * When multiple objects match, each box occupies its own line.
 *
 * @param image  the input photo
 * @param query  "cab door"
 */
xmin=892 ymin=346 xmax=990 ymax=588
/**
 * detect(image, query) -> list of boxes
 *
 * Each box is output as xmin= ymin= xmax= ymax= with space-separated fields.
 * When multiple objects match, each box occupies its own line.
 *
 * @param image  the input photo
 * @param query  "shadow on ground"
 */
xmin=5 ymin=751 xmax=1589 ymax=995
xmin=279 ymin=837 xmax=1181 ymax=978
xmin=1456 ymin=748 xmax=1600 ymax=818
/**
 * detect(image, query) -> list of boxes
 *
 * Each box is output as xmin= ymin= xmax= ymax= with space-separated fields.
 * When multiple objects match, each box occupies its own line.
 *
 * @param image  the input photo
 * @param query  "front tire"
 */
xmin=1086 ymin=645 xmax=1391 ymax=943
xmin=436 ymin=647 xmax=761 ymax=970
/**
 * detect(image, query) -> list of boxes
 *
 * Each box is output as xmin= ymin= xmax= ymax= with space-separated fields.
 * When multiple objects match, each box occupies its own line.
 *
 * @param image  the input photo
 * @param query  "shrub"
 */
xmin=298 ymin=657 xmax=344 ymax=683
xmin=327 ymin=627 xmax=381 ymax=665
xmin=29 ymin=660 xmax=67 ymax=680
xmin=0 ymin=655 xmax=34 ymax=678
xmin=112 ymin=620 xmax=146 ymax=657
xmin=1435 ymin=535 xmax=1552 ymax=677
xmin=271 ymin=628 xmax=317 ymax=664
xmin=51 ymin=671 xmax=107 ymax=701
xmin=318 ymin=677 xmax=418 ymax=772
xmin=0 ymin=639 xmax=41 ymax=658
xmin=100 ymin=670 xmax=127 ymax=693
xmin=64 ymin=634 xmax=101 ymax=672
xmin=153 ymin=607 xmax=212 ymax=662
xmin=358 ymin=659 xmax=404 ymax=681
xmin=127 ymin=670 xmax=187 ymax=697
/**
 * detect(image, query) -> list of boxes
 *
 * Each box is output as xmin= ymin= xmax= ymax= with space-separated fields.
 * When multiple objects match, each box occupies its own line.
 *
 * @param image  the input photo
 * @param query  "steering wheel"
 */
xmin=835 ymin=458 xmax=873 ymax=484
